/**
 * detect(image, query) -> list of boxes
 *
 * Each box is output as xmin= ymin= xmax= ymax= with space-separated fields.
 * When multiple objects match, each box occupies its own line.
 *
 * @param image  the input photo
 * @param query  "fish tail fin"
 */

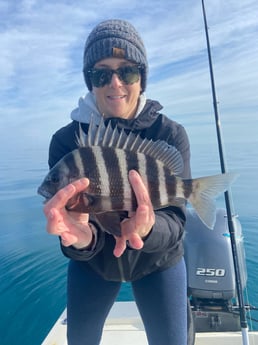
xmin=188 ymin=172 xmax=238 ymax=229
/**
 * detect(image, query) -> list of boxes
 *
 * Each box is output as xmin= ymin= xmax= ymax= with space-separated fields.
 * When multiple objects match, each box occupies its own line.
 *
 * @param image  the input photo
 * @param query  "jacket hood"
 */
xmin=70 ymin=92 xmax=148 ymax=125
xmin=70 ymin=93 xmax=101 ymax=126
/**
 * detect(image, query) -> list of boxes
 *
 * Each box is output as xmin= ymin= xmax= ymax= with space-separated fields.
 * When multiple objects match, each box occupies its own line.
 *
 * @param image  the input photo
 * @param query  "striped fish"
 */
xmin=38 ymin=118 xmax=237 ymax=236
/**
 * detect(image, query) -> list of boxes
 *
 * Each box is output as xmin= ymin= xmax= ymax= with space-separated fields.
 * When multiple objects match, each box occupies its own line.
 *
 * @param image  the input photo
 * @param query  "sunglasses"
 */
xmin=88 ymin=65 xmax=142 ymax=88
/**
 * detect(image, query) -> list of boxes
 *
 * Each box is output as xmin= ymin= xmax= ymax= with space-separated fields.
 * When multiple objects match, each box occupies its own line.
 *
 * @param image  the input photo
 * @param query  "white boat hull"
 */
xmin=42 ymin=301 xmax=258 ymax=345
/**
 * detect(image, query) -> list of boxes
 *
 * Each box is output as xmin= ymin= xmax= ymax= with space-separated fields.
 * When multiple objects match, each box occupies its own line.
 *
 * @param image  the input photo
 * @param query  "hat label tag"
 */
xmin=112 ymin=47 xmax=126 ymax=58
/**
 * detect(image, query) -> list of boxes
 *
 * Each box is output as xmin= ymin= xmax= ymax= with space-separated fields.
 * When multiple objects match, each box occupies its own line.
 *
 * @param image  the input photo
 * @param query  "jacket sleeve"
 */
xmin=141 ymin=116 xmax=191 ymax=253
xmin=48 ymin=121 xmax=78 ymax=168
xmin=60 ymin=222 xmax=106 ymax=261
xmin=47 ymin=122 xmax=107 ymax=261
xmin=141 ymin=205 xmax=186 ymax=253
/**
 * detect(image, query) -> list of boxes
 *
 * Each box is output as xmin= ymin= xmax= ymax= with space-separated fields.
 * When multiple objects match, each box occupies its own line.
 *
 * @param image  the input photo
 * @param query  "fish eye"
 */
xmin=48 ymin=172 xmax=60 ymax=184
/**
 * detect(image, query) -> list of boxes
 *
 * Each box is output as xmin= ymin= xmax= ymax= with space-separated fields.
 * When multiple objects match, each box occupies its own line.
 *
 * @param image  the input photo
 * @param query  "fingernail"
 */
xmin=80 ymin=178 xmax=89 ymax=185
xmin=129 ymin=170 xmax=136 ymax=178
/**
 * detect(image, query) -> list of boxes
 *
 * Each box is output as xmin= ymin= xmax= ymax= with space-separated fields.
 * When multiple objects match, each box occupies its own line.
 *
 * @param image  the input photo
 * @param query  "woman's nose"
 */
xmin=109 ymin=72 xmax=123 ymax=87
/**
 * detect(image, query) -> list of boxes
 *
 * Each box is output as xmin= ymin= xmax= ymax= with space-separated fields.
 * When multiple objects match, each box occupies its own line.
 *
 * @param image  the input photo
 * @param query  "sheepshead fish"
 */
xmin=38 ymin=118 xmax=237 ymax=236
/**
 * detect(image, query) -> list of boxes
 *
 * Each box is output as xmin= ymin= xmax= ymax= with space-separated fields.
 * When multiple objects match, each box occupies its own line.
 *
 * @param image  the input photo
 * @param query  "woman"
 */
xmin=43 ymin=19 xmax=191 ymax=345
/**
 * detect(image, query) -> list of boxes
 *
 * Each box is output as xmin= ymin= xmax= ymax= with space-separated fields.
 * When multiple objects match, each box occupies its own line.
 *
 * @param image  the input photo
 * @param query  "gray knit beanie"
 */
xmin=83 ymin=19 xmax=148 ymax=92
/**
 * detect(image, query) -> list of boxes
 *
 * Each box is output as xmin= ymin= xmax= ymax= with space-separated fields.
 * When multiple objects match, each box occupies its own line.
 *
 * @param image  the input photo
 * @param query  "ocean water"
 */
xmin=0 ymin=118 xmax=258 ymax=345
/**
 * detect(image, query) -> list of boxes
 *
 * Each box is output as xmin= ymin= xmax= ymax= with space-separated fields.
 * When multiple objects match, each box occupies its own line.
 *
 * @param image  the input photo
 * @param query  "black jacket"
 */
xmin=48 ymin=99 xmax=191 ymax=282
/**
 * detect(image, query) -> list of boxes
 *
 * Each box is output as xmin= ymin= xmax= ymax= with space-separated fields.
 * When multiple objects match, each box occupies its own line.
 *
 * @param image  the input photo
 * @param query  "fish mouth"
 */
xmin=37 ymin=186 xmax=53 ymax=201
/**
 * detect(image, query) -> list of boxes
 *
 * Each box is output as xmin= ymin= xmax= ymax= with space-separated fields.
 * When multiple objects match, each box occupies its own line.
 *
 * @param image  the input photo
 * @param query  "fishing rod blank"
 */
xmin=201 ymin=1 xmax=250 ymax=344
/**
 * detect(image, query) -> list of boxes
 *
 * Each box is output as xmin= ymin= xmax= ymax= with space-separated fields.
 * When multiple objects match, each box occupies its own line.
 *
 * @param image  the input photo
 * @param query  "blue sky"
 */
xmin=1 ymin=0 xmax=258 ymax=156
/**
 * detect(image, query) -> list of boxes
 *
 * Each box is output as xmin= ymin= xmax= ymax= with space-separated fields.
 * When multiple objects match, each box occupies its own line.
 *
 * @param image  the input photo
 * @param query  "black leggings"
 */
xmin=67 ymin=258 xmax=187 ymax=345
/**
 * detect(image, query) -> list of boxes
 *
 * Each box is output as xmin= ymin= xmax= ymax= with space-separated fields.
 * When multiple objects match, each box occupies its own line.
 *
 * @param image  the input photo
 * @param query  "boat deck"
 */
xmin=42 ymin=302 xmax=258 ymax=345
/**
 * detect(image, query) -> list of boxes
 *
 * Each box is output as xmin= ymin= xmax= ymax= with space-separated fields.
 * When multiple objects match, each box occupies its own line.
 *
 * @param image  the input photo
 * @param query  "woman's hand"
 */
xmin=43 ymin=171 xmax=155 ymax=256
xmin=43 ymin=178 xmax=94 ymax=249
xmin=113 ymin=170 xmax=155 ymax=258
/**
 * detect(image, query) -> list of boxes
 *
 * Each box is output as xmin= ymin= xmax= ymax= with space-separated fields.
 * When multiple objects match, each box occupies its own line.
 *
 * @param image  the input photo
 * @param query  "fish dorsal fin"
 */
xmin=77 ymin=117 xmax=184 ymax=175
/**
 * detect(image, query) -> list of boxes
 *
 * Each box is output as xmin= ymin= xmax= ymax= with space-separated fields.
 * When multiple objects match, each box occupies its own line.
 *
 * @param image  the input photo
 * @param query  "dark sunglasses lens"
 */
xmin=90 ymin=69 xmax=112 ymax=87
xmin=89 ymin=66 xmax=141 ymax=87
xmin=118 ymin=66 xmax=140 ymax=84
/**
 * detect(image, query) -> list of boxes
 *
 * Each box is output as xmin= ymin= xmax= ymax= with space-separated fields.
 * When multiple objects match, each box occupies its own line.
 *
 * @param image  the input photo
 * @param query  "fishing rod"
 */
xmin=201 ymin=1 xmax=250 ymax=345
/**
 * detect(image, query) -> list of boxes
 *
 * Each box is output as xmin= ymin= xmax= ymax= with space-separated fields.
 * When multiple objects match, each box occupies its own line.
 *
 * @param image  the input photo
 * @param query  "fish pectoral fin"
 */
xmin=95 ymin=211 xmax=128 ymax=237
xmin=65 ymin=192 xmax=94 ymax=212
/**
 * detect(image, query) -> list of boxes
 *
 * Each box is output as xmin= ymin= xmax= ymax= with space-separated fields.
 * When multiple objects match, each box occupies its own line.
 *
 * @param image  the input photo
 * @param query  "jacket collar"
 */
xmin=70 ymin=92 xmax=163 ymax=130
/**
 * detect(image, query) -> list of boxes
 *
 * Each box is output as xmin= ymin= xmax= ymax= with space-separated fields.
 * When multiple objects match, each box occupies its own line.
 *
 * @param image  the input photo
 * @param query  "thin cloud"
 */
xmin=0 ymin=0 xmax=257 ymax=151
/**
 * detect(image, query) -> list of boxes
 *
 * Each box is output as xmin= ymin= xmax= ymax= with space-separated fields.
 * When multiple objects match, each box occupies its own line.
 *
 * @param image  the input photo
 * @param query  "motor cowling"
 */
xmin=184 ymin=208 xmax=247 ymax=332
xmin=184 ymin=208 xmax=247 ymax=300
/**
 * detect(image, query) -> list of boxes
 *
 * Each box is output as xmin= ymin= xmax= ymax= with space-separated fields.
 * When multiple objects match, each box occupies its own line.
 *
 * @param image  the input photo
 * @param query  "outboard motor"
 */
xmin=184 ymin=208 xmax=247 ymax=332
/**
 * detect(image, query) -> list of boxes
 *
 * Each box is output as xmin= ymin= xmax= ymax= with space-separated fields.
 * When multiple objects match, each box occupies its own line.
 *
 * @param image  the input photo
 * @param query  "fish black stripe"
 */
xmin=126 ymin=151 xmax=140 ymax=172
xmin=64 ymin=150 xmax=82 ymax=179
xmin=166 ymin=173 xmax=177 ymax=202
xmin=101 ymin=147 xmax=125 ymax=210
xmin=145 ymin=155 xmax=161 ymax=208
xmin=79 ymin=147 xmax=104 ymax=211
xmin=80 ymin=147 xmax=99 ymax=180
xmin=182 ymin=179 xmax=193 ymax=199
